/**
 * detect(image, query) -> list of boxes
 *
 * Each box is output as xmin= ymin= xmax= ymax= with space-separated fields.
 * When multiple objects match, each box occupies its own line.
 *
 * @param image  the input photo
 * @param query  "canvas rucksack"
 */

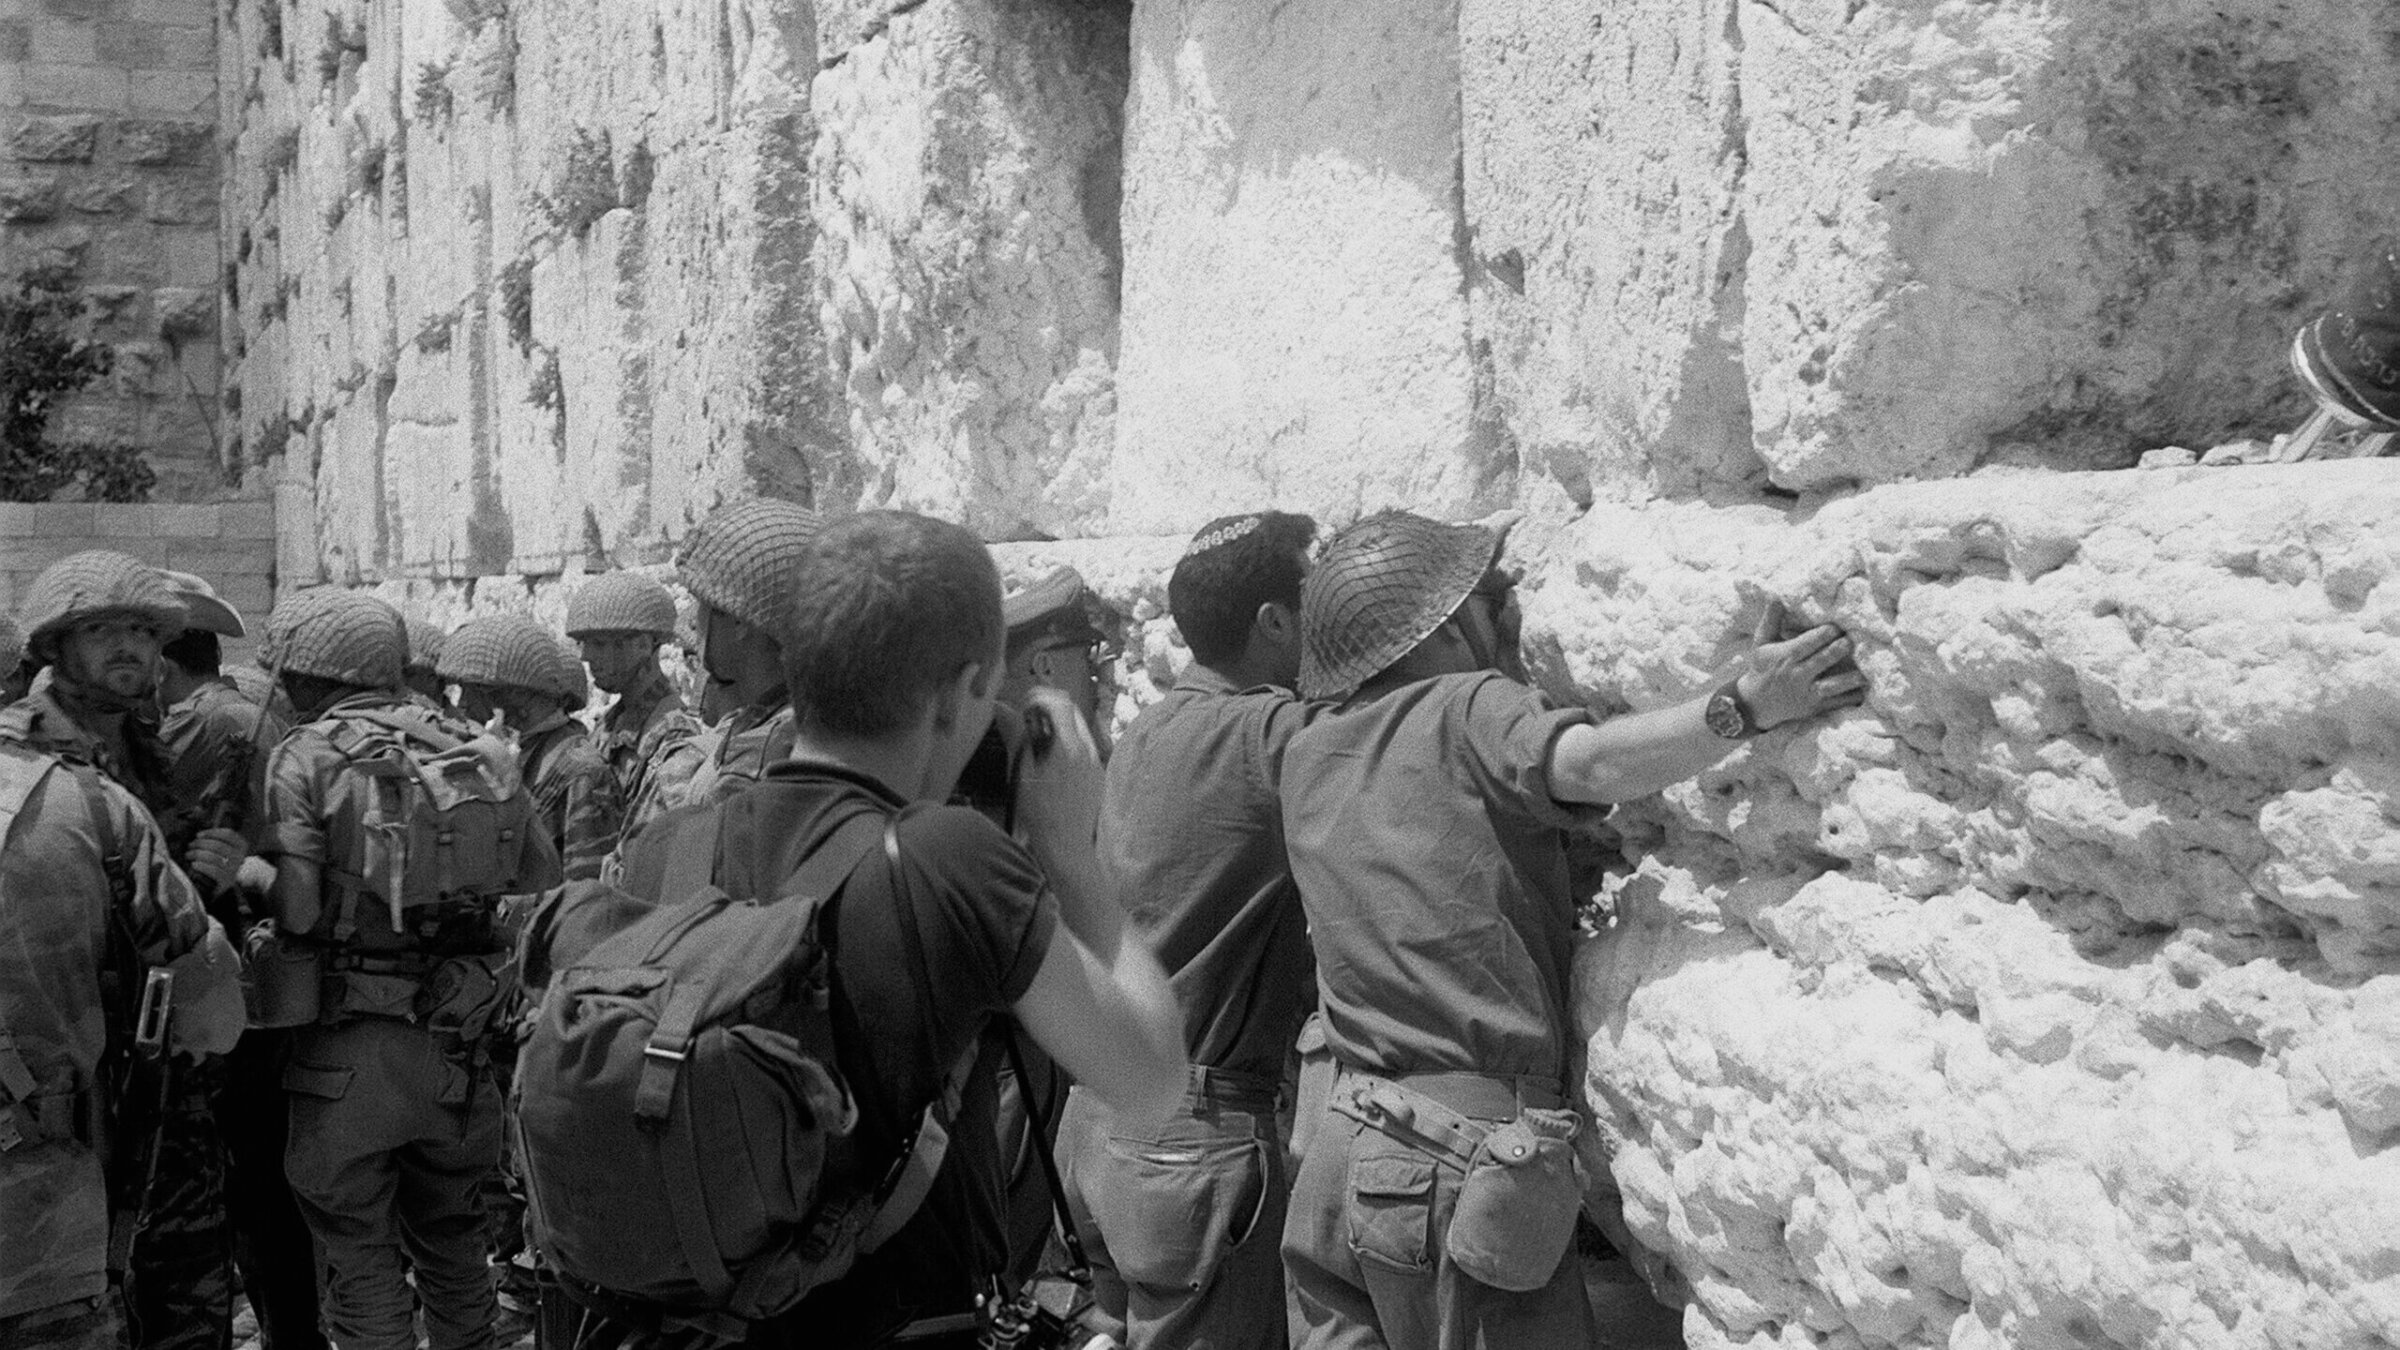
xmin=514 ymin=803 xmax=971 ymax=1331
xmin=308 ymin=705 xmax=543 ymax=951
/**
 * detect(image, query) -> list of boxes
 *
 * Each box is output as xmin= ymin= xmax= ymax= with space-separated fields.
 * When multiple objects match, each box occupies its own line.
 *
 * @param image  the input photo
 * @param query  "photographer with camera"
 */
xmin=585 ymin=511 xmax=1188 ymax=1348
xmin=1278 ymin=511 xmax=1866 ymax=1349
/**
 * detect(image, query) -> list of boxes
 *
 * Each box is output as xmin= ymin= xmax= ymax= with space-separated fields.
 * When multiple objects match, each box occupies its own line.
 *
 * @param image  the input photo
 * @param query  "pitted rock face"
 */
xmin=1543 ymin=461 xmax=2400 ymax=1349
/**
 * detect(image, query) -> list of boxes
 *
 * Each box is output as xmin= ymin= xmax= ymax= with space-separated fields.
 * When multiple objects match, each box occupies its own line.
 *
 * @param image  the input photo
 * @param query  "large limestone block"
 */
xmin=1463 ymin=0 xmax=2400 ymax=502
xmin=1547 ymin=462 xmax=2400 ymax=1347
xmin=1107 ymin=0 xmax=1512 ymax=535
xmin=812 ymin=0 xmax=1129 ymax=540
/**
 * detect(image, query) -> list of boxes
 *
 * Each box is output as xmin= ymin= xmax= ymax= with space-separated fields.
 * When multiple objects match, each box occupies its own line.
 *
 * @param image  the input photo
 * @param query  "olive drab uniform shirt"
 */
xmin=1279 ymin=671 xmax=1612 ymax=1082
xmin=594 ymin=676 xmax=701 ymax=813
xmin=1098 ymin=666 xmax=1323 ymax=1078
xmin=622 ymin=702 xmax=794 ymax=838
xmin=160 ymin=675 xmax=288 ymax=863
xmin=518 ymin=713 xmax=625 ymax=884
xmin=0 ymin=672 xmax=173 ymax=821
xmin=0 ymin=743 xmax=242 ymax=1319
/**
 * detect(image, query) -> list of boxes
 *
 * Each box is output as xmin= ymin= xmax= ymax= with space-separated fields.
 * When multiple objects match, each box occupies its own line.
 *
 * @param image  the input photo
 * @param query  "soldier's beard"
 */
xmin=51 ymin=658 xmax=156 ymax=717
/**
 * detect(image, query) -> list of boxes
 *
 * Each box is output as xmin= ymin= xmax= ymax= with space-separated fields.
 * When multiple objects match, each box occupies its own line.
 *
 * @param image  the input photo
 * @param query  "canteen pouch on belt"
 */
xmin=1444 ymin=1107 xmax=1583 ymax=1292
xmin=243 ymin=924 xmax=322 ymax=1029
xmin=415 ymin=950 xmax=517 ymax=1043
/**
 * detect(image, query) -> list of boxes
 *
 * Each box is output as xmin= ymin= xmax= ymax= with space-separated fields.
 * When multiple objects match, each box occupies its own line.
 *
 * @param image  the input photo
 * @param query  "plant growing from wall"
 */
xmin=0 ymin=267 xmax=155 ymax=502
xmin=413 ymin=62 xmax=455 ymax=123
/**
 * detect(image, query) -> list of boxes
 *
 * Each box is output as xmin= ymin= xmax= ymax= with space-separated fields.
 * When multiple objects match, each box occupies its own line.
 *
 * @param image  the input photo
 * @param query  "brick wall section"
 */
xmin=0 ymin=500 xmax=276 ymax=659
xmin=1 ymin=0 xmax=227 ymax=502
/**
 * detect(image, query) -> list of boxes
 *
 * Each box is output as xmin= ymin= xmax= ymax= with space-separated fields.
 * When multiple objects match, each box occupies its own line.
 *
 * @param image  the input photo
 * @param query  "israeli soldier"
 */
xmin=153 ymin=572 xmax=323 ymax=1349
xmin=250 ymin=588 xmax=563 ymax=1350
xmin=0 ymin=612 xmax=29 ymax=706
xmin=562 ymin=570 xmax=703 ymax=810
xmin=1278 ymin=512 xmax=1865 ymax=1349
xmin=2 ymin=551 xmax=247 ymax=1350
xmin=439 ymin=613 xmax=625 ymax=883
xmin=0 ymin=551 xmax=246 ymax=1350
xmin=1058 ymin=512 xmax=1323 ymax=1350
xmin=621 ymin=498 xmax=822 ymax=832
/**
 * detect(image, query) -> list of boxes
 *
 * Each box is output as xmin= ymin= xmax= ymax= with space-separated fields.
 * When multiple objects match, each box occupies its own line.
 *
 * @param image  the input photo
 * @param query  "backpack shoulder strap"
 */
xmin=0 ymin=742 xmax=59 ymax=847
xmin=660 ymin=804 xmax=727 ymax=900
xmin=326 ymin=706 xmax=465 ymax=756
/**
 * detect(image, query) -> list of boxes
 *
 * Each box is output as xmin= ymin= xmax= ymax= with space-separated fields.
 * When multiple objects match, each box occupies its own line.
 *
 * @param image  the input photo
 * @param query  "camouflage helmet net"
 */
xmin=439 ymin=613 xmax=578 ymax=700
xmin=675 ymin=498 xmax=822 ymax=633
xmin=552 ymin=633 xmax=591 ymax=712
xmin=403 ymin=612 xmax=446 ymax=676
xmin=17 ymin=549 xmax=187 ymax=656
xmin=1297 ymin=511 xmax=1499 ymax=702
xmin=259 ymin=588 xmax=407 ymax=689
xmin=564 ymin=570 xmax=679 ymax=639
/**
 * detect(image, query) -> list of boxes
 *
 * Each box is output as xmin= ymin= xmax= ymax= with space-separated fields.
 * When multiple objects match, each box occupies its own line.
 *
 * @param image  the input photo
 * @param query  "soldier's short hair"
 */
xmin=1169 ymin=511 xmax=1318 ymax=667
xmin=779 ymin=511 xmax=1003 ymax=739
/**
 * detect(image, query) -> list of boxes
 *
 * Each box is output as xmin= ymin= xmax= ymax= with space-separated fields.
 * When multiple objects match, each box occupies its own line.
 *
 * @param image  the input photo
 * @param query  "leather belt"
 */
xmin=1330 ymin=1065 xmax=1567 ymax=1172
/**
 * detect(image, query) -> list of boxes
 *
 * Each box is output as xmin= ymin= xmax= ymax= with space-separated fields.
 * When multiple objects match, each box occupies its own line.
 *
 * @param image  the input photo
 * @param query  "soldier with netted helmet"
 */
xmin=623 ymin=497 xmax=822 ymax=833
xmin=0 ymin=551 xmax=246 ymax=1350
xmin=440 ymin=613 xmax=625 ymax=883
xmin=246 ymin=587 xmax=561 ymax=1350
xmin=0 ymin=612 xmax=30 ymax=707
xmin=564 ymin=570 xmax=703 ymax=811
xmin=1276 ymin=510 xmax=1866 ymax=1350
xmin=0 ymin=549 xmax=186 ymax=811
xmin=147 ymin=572 xmax=322 ymax=1350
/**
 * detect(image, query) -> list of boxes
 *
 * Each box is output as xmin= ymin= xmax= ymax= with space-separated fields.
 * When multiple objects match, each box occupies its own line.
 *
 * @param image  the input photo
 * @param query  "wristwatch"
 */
xmin=1704 ymin=679 xmax=1760 ymax=740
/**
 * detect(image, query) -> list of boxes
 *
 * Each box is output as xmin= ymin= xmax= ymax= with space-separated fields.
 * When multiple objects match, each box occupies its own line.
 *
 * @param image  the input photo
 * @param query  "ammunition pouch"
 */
xmin=243 ymin=923 xmax=324 ymax=1029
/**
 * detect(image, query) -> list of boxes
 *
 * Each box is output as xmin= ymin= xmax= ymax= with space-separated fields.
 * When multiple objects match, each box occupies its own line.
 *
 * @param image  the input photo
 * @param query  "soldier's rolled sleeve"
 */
xmin=1459 ymin=675 xmax=1616 ymax=832
xmin=258 ymin=736 xmax=331 ymax=865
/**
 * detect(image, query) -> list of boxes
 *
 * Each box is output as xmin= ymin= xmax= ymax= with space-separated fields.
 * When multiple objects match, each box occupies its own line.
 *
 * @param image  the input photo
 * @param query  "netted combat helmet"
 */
xmin=159 ymin=569 xmax=247 ymax=638
xmin=564 ymin=570 xmax=679 ymax=640
xmin=1297 ymin=511 xmax=1500 ymax=702
xmin=18 ymin=549 xmax=187 ymax=659
xmin=440 ymin=613 xmax=579 ymax=701
xmin=403 ymin=612 xmax=446 ymax=679
xmin=259 ymin=588 xmax=407 ymax=689
xmin=552 ymin=633 xmax=591 ymax=713
xmin=2293 ymin=241 xmax=2400 ymax=431
xmin=676 ymin=498 xmax=821 ymax=633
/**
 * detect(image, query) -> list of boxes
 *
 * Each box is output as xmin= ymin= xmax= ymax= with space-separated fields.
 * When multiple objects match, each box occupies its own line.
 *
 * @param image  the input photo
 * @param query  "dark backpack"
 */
xmin=513 ymin=805 xmax=968 ymax=1329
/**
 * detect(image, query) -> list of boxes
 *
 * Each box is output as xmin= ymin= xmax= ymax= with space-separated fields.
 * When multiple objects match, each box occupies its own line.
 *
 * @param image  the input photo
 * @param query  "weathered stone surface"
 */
xmin=1107 ymin=0 xmax=1507 ymax=535
xmin=227 ymin=0 xmax=849 ymax=578
xmin=812 ymin=0 xmax=1129 ymax=539
xmin=0 ymin=171 xmax=62 ymax=220
xmin=1460 ymin=0 xmax=2400 ymax=502
xmin=110 ymin=116 xmax=210 ymax=164
xmin=1542 ymin=461 xmax=2400 ymax=1348
xmin=8 ymin=112 xmax=101 ymax=160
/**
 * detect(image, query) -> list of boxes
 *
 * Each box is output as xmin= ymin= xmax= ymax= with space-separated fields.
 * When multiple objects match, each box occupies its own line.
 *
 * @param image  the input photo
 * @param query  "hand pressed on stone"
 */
xmin=1736 ymin=599 xmax=1868 ymax=730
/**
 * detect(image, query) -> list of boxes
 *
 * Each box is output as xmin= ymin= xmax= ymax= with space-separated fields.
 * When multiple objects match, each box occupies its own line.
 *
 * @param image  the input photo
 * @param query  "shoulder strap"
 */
xmin=0 ymin=743 xmax=58 ymax=847
xmin=327 ymin=706 xmax=466 ymax=755
xmin=660 ymin=804 xmax=727 ymax=898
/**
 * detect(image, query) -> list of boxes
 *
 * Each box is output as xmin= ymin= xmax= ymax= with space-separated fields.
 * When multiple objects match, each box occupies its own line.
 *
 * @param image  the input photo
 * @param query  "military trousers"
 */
xmin=126 ymin=1059 xmax=233 ymax=1350
xmin=1281 ymin=1076 xmax=1594 ymax=1350
xmin=221 ymin=1029 xmax=326 ymax=1350
xmin=1060 ymin=1073 xmax=1289 ymax=1350
xmin=0 ymin=1294 xmax=126 ymax=1350
xmin=282 ymin=1018 xmax=503 ymax=1350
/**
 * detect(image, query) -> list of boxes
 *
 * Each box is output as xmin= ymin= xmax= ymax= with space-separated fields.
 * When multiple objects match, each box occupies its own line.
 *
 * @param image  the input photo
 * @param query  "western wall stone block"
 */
xmin=124 ymin=69 xmax=207 ymax=114
xmin=64 ymin=172 xmax=139 ymax=213
xmin=22 ymin=63 xmax=130 ymax=109
xmin=1458 ymin=0 xmax=2400 ymax=501
xmin=811 ymin=0 xmax=1129 ymax=538
xmin=28 ymin=18 xmax=99 ymax=65
xmin=0 ymin=22 xmax=31 ymax=64
xmin=140 ymin=174 xmax=212 ymax=223
xmin=152 ymin=284 xmax=211 ymax=336
xmin=95 ymin=502 xmax=217 ymax=537
xmin=0 ymin=503 xmax=98 ymax=537
xmin=0 ymin=171 xmax=63 ymax=220
xmin=7 ymin=113 xmax=101 ymax=161
xmin=1530 ymin=460 xmax=2400 ymax=1347
xmin=1107 ymin=0 xmax=1502 ymax=536
xmin=110 ymin=116 xmax=210 ymax=165
xmin=219 ymin=500 xmax=275 ymax=539
xmin=91 ymin=20 xmax=163 ymax=67
xmin=36 ymin=0 xmax=120 ymax=20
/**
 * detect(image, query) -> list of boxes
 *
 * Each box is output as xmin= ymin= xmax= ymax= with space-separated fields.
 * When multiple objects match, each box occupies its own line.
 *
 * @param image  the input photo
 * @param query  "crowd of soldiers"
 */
xmin=0 ymin=496 xmax=1865 ymax=1350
